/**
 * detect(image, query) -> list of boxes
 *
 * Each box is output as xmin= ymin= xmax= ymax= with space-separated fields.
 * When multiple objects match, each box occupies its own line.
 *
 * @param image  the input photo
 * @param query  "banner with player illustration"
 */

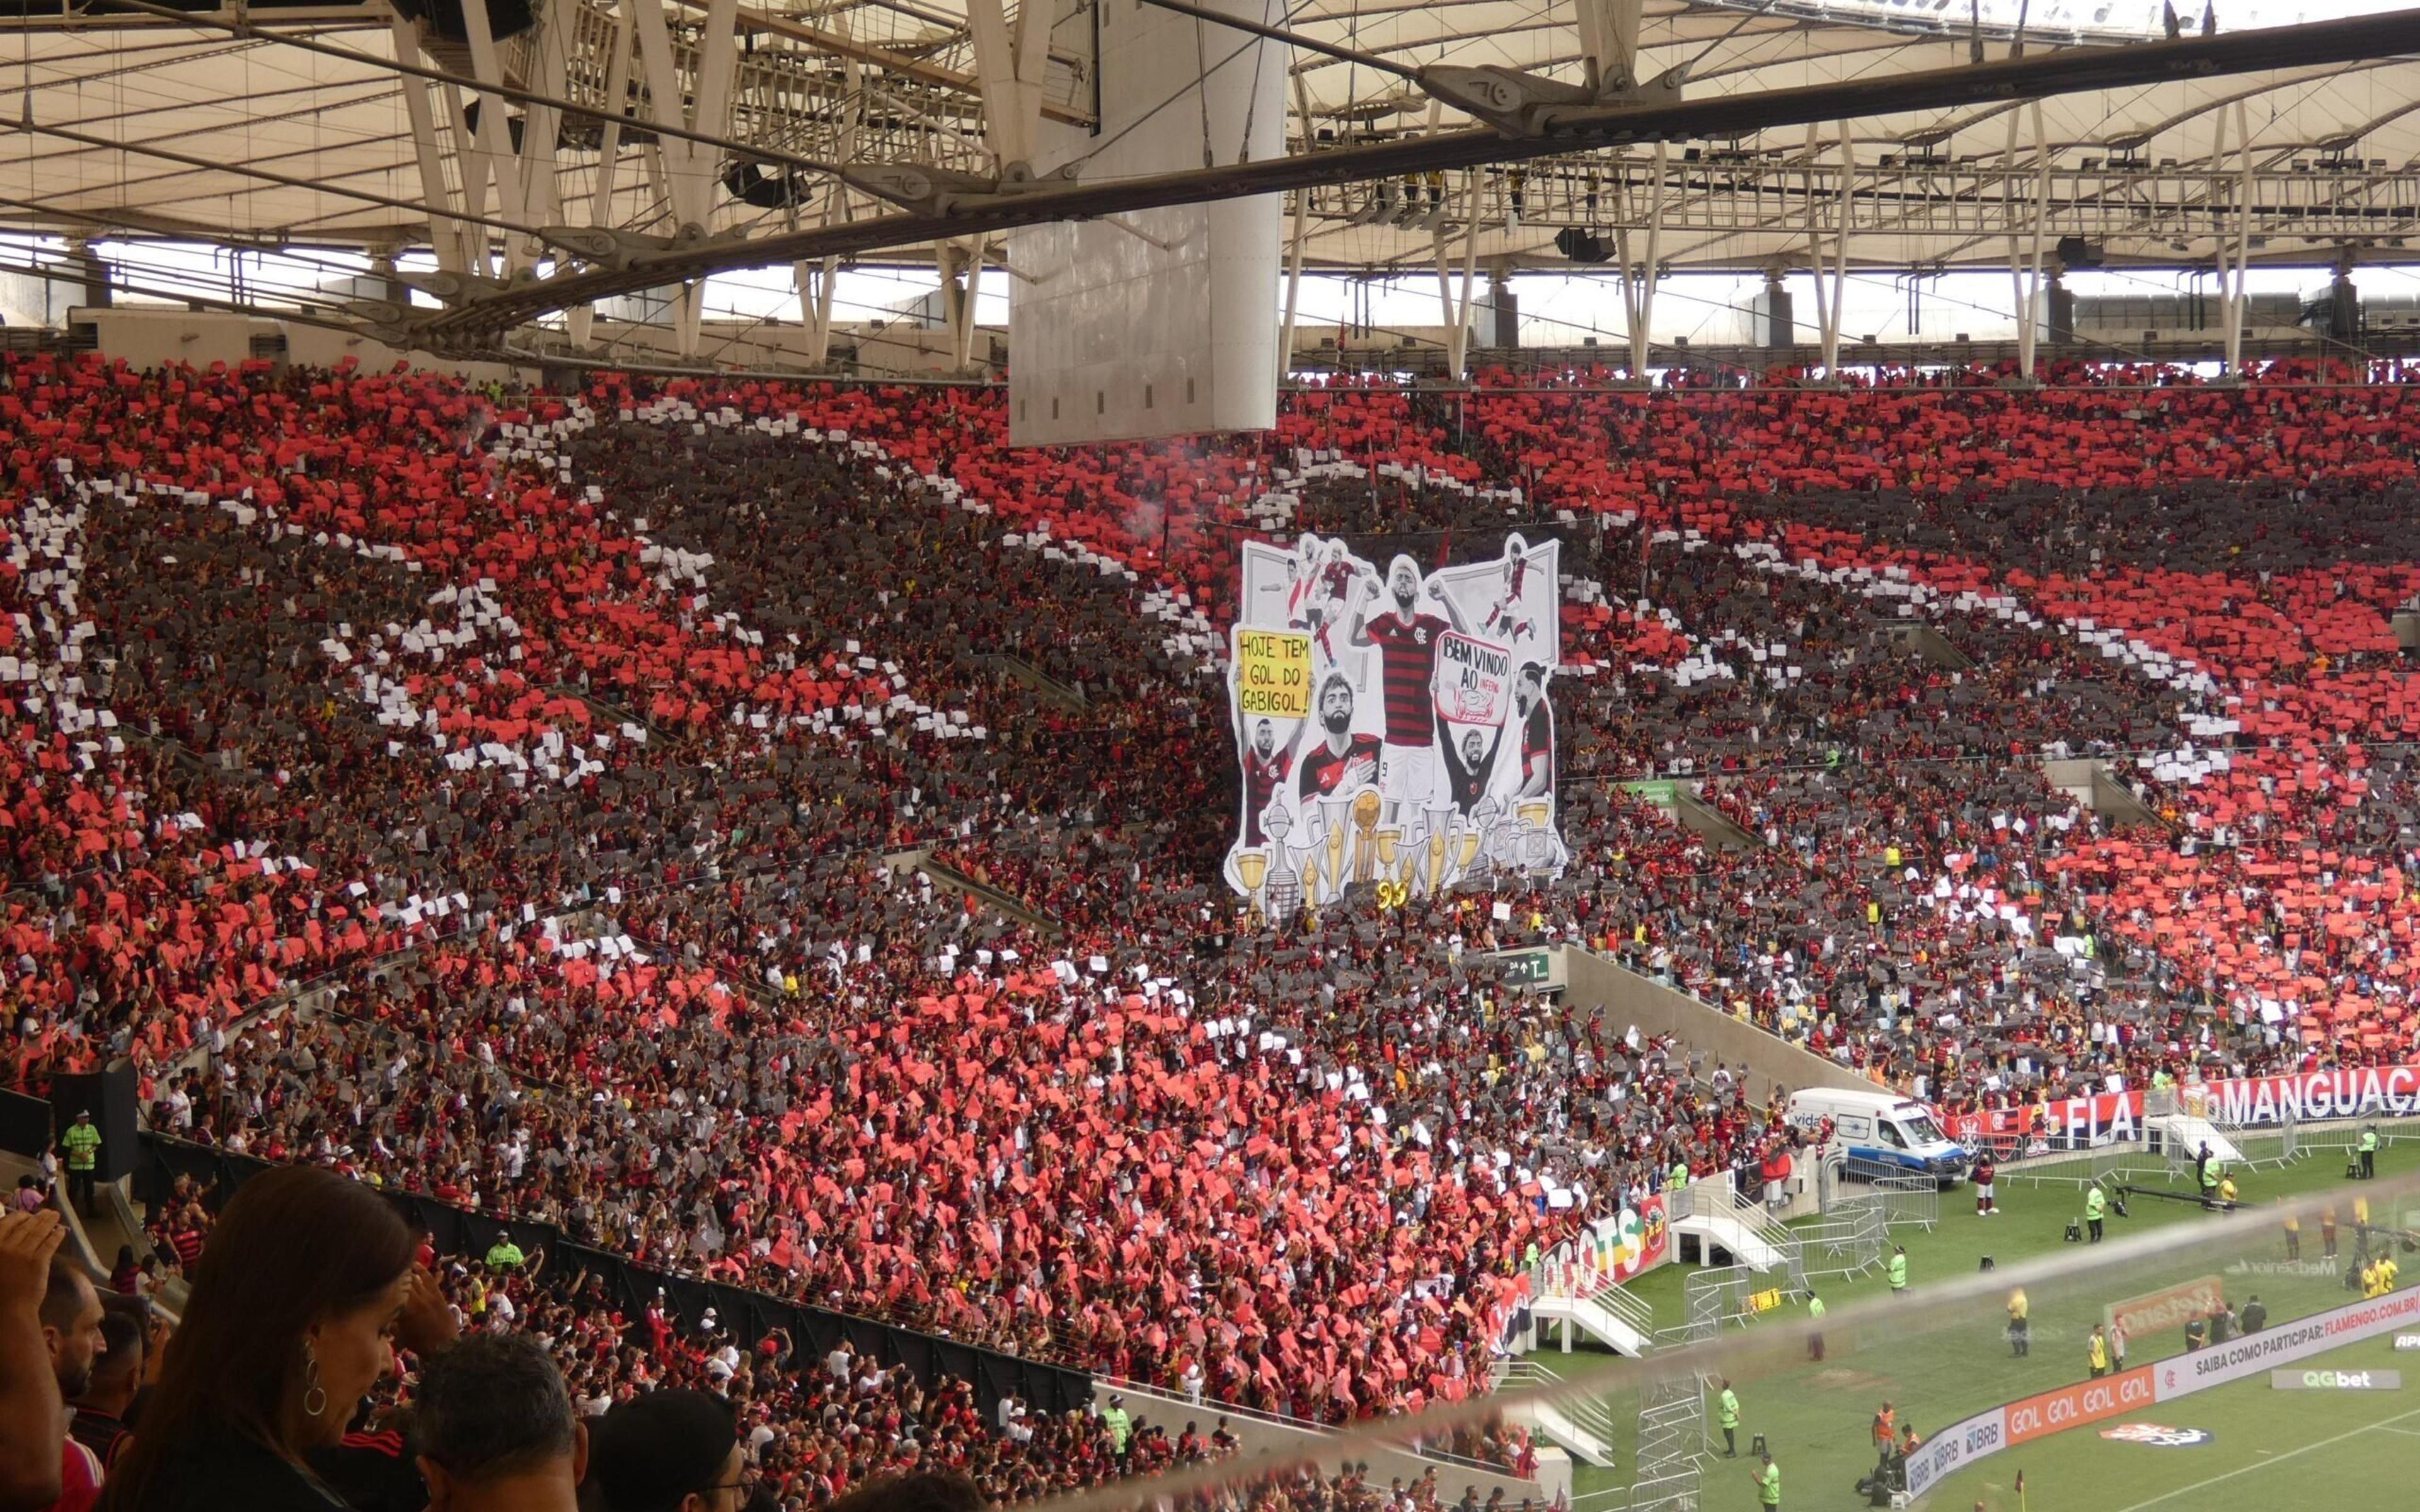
xmin=1224 ymin=532 xmax=1564 ymax=917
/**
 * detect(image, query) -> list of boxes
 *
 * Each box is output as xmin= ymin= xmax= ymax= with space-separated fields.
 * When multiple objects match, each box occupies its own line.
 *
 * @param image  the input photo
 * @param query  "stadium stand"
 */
xmin=4 ymin=352 xmax=2420 ymax=1509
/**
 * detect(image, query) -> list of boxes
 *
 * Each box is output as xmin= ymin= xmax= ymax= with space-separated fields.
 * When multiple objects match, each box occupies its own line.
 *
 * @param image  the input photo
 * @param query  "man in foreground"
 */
xmin=418 ymin=1334 xmax=586 ymax=1512
xmin=38 ymin=1255 xmax=105 ymax=1512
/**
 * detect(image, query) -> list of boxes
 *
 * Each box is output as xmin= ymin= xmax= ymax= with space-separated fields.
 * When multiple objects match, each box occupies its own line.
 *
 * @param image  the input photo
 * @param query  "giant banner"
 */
xmin=1225 ymin=532 xmax=1563 ymax=915
xmin=1536 ymin=1194 xmax=1671 ymax=1298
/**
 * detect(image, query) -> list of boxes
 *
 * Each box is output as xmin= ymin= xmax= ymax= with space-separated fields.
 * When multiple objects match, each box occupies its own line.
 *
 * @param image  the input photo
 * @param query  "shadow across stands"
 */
xmin=135 ymin=1132 xmax=1094 ymax=1420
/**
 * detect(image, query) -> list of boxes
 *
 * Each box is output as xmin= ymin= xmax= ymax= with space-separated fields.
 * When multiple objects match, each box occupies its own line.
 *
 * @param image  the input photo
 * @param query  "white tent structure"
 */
xmin=2 ymin=0 xmax=2417 ymax=400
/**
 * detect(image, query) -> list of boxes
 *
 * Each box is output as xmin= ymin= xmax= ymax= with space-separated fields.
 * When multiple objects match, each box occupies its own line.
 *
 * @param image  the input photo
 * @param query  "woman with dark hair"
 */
xmin=109 ymin=1245 xmax=141 ymax=1297
xmin=100 ymin=1166 xmax=452 ymax=1511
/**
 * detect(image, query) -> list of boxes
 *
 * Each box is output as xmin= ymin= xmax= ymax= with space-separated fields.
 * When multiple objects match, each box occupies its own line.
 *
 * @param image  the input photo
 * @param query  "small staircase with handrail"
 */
xmin=1669 ymin=1174 xmax=1793 ymax=1273
xmin=1492 ymin=1359 xmax=1623 ymax=1468
xmin=1528 ymin=1266 xmax=1657 ymax=1358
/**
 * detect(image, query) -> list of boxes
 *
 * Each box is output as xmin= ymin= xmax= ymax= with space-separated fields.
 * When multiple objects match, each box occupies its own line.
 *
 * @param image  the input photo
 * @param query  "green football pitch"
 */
xmin=1924 ymin=1330 xmax=2416 ymax=1512
xmin=1537 ymin=1139 xmax=2417 ymax=1512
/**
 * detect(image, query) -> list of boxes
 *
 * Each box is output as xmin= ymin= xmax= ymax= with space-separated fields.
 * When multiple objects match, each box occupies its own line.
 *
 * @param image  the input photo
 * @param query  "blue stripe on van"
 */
xmin=1846 ymin=1145 xmax=1928 ymax=1171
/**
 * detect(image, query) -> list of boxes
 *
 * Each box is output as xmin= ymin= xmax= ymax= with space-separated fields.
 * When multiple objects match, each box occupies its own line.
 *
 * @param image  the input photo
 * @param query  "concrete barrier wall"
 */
xmin=2089 ymin=768 xmax=2164 ymax=827
xmin=1668 ymin=787 xmax=1758 ymax=849
xmin=2040 ymin=757 xmax=2100 ymax=808
xmin=585 ymin=317 xmax=1004 ymax=376
xmin=1559 ymin=948 xmax=1875 ymax=1097
xmin=1090 ymin=1380 xmax=1573 ymax=1507
xmin=1887 ymin=622 xmax=1974 ymax=670
xmin=282 ymin=323 xmax=531 ymax=386
xmin=2037 ymin=758 xmax=2164 ymax=827
xmin=81 ymin=308 xmax=282 ymax=371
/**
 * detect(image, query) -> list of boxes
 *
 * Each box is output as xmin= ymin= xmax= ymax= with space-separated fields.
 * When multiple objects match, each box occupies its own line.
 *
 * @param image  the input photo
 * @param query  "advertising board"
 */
xmin=2270 ymin=1369 xmax=2401 ymax=1390
xmin=2153 ymin=1289 xmax=2420 ymax=1401
xmin=2004 ymin=1367 xmax=2155 ymax=1446
xmin=1901 ymin=1408 xmax=2007 ymax=1499
xmin=1897 ymin=1282 xmax=2420 ymax=1498
xmin=2107 ymin=1275 xmax=2227 ymax=1340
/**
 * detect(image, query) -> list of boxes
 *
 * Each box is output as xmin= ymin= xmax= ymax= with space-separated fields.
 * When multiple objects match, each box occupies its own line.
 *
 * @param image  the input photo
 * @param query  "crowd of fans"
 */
xmin=4 ymin=350 xmax=2420 ymax=1511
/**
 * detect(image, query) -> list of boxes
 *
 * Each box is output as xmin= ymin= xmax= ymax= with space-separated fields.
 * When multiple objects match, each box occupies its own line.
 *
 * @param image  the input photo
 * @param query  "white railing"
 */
xmin=1620 ymin=1465 xmax=1702 ymax=1512
xmin=1492 ymin=1359 xmax=1627 ymax=1453
xmin=1664 ymin=1174 xmax=1735 ymax=1225
xmin=1525 ymin=1258 xmax=1657 ymax=1354
xmin=1586 ymin=1275 xmax=1659 ymax=1342
xmin=1104 ymin=1375 xmax=1541 ymax=1481
xmin=1730 ymin=1192 xmax=1797 ymax=1263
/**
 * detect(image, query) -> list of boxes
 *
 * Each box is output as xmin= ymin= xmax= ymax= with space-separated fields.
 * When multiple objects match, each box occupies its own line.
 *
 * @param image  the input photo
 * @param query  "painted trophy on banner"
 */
xmin=1224 ymin=531 xmax=1564 ymax=915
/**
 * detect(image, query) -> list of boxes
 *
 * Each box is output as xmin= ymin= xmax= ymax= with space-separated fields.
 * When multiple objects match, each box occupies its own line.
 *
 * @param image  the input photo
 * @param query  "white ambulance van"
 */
xmin=1785 ymin=1087 xmax=1970 ymax=1188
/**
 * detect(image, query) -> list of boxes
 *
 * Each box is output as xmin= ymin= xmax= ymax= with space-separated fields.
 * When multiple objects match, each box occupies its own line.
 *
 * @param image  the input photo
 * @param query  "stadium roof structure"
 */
xmin=4 ymin=0 xmax=2419 ymax=357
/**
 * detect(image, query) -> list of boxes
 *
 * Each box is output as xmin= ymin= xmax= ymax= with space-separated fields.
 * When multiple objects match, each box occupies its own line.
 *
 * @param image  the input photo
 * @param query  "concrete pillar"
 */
xmin=2329 ymin=257 xmax=2360 ymax=342
xmin=2045 ymin=269 xmax=2075 ymax=346
xmin=1486 ymin=265 xmax=1519 ymax=350
xmin=1754 ymin=268 xmax=1792 ymax=350
xmin=67 ymin=240 xmax=110 ymax=309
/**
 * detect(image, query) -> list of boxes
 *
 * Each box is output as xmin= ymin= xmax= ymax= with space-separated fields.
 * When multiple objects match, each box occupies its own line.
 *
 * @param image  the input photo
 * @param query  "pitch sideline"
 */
xmin=2104 ymin=1404 xmax=2420 ymax=1512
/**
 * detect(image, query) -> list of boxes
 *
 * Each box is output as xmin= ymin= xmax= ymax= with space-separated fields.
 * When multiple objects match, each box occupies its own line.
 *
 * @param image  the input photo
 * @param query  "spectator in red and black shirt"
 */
xmin=310 ymin=1418 xmax=427 ymax=1512
xmin=67 ymin=1307 xmax=142 ymax=1472
xmin=41 ymin=1255 xmax=106 ymax=1512
xmin=1298 ymin=674 xmax=1383 ymax=801
xmin=154 ymin=1215 xmax=204 ymax=1278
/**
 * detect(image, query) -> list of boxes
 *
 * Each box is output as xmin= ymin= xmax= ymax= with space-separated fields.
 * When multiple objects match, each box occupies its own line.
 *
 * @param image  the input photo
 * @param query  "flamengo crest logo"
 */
xmin=2099 ymin=1424 xmax=2212 ymax=1447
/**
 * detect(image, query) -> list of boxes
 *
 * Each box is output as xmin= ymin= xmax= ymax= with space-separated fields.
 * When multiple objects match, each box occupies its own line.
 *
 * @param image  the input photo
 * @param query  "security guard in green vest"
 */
xmin=2083 ymin=1184 xmax=2108 ymax=1243
xmin=1751 ymin=1448 xmax=1782 ymax=1510
xmin=1887 ymin=1244 xmax=1908 ymax=1295
xmin=1101 ymin=1394 xmax=1132 ymax=1457
xmin=2199 ymin=1154 xmax=2223 ymax=1210
xmin=60 ymin=1109 xmax=101 ymax=1216
xmin=1806 ymin=1290 xmax=1827 ymax=1362
xmin=2360 ymin=1123 xmax=2380 ymax=1179
xmin=1717 ymin=1378 xmax=1741 ymax=1457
